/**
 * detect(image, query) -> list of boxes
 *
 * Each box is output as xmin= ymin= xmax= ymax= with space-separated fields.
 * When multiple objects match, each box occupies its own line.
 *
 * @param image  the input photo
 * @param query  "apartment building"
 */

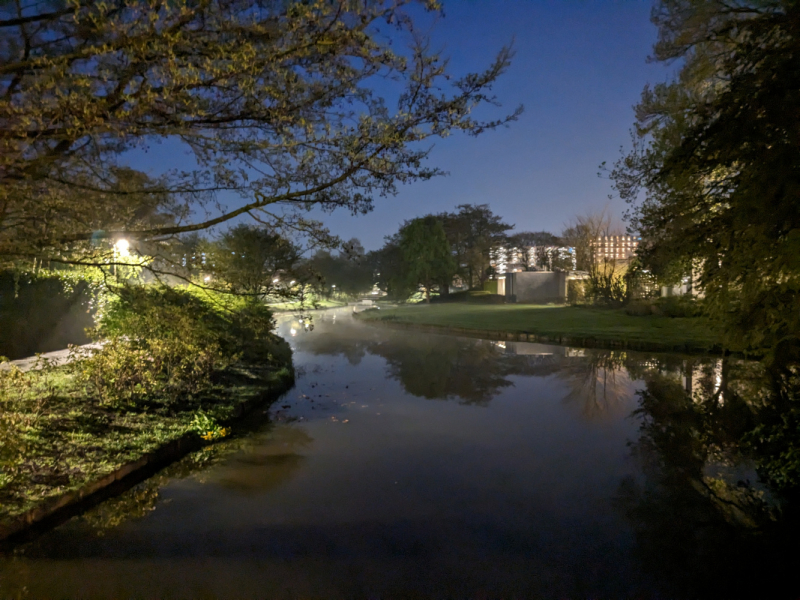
xmin=594 ymin=235 xmax=640 ymax=262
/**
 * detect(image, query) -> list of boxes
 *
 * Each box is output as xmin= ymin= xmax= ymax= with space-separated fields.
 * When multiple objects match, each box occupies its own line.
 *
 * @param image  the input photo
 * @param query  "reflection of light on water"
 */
xmin=290 ymin=328 xmax=297 ymax=336
xmin=714 ymin=359 xmax=724 ymax=405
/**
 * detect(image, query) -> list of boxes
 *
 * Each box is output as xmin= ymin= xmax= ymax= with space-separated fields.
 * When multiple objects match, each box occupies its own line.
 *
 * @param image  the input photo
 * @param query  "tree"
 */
xmin=504 ymin=230 xmax=558 ymax=270
xmin=369 ymin=235 xmax=414 ymax=300
xmin=611 ymin=0 xmax=800 ymax=352
xmin=505 ymin=230 xmax=560 ymax=249
xmin=398 ymin=216 xmax=456 ymax=302
xmin=0 ymin=0 xmax=521 ymax=273
xmin=307 ymin=238 xmax=373 ymax=298
xmin=207 ymin=224 xmax=300 ymax=299
xmin=439 ymin=204 xmax=511 ymax=288
xmin=562 ymin=209 xmax=628 ymax=305
xmin=561 ymin=209 xmax=615 ymax=272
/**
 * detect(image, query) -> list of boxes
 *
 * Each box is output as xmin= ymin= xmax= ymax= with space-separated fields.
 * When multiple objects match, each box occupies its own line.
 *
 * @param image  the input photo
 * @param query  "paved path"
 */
xmin=1 ymin=344 xmax=102 ymax=372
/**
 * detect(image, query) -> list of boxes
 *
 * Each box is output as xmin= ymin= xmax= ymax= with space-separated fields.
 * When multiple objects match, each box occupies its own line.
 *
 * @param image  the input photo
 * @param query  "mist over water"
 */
xmin=1 ymin=309 xmax=797 ymax=599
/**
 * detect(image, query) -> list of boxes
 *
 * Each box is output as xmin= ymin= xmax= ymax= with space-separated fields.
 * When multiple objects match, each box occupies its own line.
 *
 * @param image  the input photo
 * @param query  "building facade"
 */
xmin=490 ymin=245 xmax=576 ymax=274
xmin=593 ymin=235 xmax=640 ymax=262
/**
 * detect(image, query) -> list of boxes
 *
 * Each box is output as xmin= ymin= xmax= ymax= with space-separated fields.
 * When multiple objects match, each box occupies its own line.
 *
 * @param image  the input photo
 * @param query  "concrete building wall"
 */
xmin=504 ymin=271 xmax=567 ymax=304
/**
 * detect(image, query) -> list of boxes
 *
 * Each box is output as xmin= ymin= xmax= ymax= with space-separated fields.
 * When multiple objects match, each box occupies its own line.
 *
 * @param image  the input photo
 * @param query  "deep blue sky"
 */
xmin=317 ymin=0 xmax=670 ymax=249
xmin=129 ymin=1 xmax=670 ymax=250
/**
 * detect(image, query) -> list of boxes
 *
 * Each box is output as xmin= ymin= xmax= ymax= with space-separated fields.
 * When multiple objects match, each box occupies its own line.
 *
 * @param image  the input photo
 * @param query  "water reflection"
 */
xmin=289 ymin=313 xmax=800 ymax=596
xmin=618 ymin=356 xmax=800 ymax=598
xmin=41 ymin=422 xmax=313 ymax=538
xmin=3 ymin=310 xmax=800 ymax=598
xmin=288 ymin=313 xmax=634 ymax=409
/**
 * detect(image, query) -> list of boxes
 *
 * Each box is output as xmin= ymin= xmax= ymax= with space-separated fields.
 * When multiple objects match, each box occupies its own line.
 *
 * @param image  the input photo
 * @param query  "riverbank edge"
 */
xmin=356 ymin=312 xmax=726 ymax=355
xmin=268 ymin=301 xmax=348 ymax=313
xmin=0 ymin=363 xmax=295 ymax=544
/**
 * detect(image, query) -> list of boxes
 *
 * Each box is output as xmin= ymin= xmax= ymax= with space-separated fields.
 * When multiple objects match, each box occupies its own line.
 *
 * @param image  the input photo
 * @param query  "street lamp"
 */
xmin=113 ymin=238 xmax=130 ymax=277
xmin=114 ymin=238 xmax=130 ymax=257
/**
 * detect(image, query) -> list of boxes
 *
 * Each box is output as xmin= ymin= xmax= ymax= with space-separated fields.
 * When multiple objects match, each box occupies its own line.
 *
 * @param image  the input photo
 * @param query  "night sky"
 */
xmin=318 ymin=0 xmax=670 ymax=249
xmin=130 ymin=1 xmax=671 ymax=250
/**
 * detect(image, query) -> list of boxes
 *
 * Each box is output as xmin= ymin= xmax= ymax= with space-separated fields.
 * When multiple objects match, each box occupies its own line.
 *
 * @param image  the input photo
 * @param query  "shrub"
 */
xmin=624 ymin=295 xmax=703 ymax=318
xmin=431 ymin=290 xmax=505 ymax=304
xmin=567 ymin=279 xmax=587 ymax=305
xmin=656 ymin=295 xmax=703 ymax=318
xmin=624 ymin=299 xmax=653 ymax=316
xmin=78 ymin=285 xmax=280 ymax=406
xmin=189 ymin=410 xmax=230 ymax=441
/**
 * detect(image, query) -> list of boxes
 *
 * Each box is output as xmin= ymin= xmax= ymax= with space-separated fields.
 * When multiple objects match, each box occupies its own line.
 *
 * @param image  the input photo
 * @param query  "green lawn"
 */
xmin=268 ymin=299 xmax=347 ymax=311
xmin=358 ymin=303 xmax=723 ymax=352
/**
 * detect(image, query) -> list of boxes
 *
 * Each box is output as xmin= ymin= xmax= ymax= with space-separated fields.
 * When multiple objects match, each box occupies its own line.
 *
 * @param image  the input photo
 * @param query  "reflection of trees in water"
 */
xmin=295 ymin=319 xmax=570 ymax=405
xmin=377 ymin=337 xmax=516 ymax=405
xmin=618 ymin=356 xmax=800 ymax=598
xmin=77 ymin=424 xmax=312 ymax=533
xmin=557 ymin=351 xmax=635 ymax=421
xmin=213 ymin=425 xmax=313 ymax=493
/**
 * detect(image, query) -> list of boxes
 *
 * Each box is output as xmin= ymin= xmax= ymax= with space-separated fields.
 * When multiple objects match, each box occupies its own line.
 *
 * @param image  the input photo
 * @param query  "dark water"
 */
xmin=1 ymin=308 xmax=798 ymax=599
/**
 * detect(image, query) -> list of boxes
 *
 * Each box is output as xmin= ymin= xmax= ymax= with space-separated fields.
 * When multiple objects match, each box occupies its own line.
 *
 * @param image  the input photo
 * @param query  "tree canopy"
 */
xmin=611 ymin=0 xmax=800 ymax=351
xmin=438 ymin=203 xmax=511 ymax=288
xmin=307 ymin=238 xmax=373 ymax=298
xmin=0 ymin=0 xmax=520 ymax=272
xmin=205 ymin=224 xmax=301 ymax=298
xmin=397 ymin=215 xmax=455 ymax=302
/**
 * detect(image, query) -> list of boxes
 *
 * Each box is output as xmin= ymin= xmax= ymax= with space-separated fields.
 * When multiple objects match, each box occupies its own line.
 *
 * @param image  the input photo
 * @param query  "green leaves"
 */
xmin=1 ymin=0 xmax=520 ymax=273
xmin=613 ymin=0 xmax=800 ymax=353
xmin=398 ymin=216 xmax=456 ymax=302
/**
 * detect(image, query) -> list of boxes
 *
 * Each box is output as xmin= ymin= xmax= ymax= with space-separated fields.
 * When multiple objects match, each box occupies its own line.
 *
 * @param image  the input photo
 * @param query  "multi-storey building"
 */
xmin=490 ymin=245 xmax=576 ymax=274
xmin=593 ymin=235 xmax=640 ymax=262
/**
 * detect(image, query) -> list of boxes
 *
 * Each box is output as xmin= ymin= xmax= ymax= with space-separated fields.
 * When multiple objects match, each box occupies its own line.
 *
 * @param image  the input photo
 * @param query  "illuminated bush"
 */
xmin=78 ymin=286 xmax=281 ymax=405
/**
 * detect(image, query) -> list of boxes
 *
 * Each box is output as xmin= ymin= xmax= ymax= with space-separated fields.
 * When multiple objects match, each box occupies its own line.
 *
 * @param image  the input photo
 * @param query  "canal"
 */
xmin=0 ymin=308 xmax=796 ymax=598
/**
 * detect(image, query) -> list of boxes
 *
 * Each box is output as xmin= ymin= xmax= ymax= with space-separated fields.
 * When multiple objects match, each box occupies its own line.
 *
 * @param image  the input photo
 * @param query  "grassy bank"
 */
xmin=0 ymin=352 xmax=293 ymax=528
xmin=268 ymin=298 xmax=347 ymax=311
xmin=357 ymin=304 xmax=723 ymax=352
xmin=0 ymin=286 xmax=296 ymax=532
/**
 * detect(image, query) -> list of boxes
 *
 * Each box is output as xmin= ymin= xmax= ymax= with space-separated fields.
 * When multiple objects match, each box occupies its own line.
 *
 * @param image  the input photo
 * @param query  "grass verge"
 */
xmin=0 ymin=346 xmax=293 ymax=530
xmin=356 ymin=303 xmax=724 ymax=352
xmin=268 ymin=299 xmax=347 ymax=311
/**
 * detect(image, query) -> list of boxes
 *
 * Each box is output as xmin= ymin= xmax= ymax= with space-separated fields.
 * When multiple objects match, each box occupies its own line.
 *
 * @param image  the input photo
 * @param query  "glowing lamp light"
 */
xmin=289 ymin=280 xmax=295 ymax=285
xmin=114 ymin=238 xmax=130 ymax=258
xmin=273 ymin=278 xmax=279 ymax=283
xmin=290 ymin=328 xmax=297 ymax=336
xmin=331 ymin=284 xmax=336 ymax=288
